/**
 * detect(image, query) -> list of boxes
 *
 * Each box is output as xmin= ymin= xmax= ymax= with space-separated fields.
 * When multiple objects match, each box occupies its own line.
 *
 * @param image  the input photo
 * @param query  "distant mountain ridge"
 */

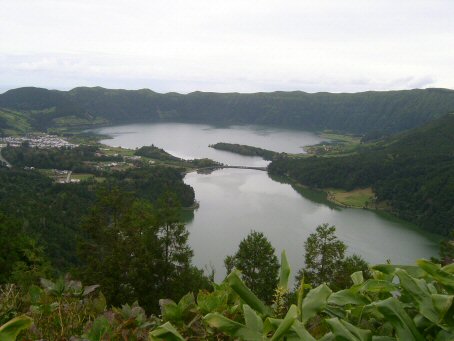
xmin=1 ymin=86 xmax=454 ymax=134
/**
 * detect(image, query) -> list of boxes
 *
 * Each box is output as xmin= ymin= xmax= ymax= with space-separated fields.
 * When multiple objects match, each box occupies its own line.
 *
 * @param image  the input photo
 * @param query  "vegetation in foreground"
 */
xmin=1 ymin=227 xmax=453 ymax=340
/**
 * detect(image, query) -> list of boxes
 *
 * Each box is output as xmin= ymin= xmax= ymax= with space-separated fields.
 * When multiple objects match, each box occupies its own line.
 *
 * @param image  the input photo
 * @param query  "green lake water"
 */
xmin=97 ymin=122 xmax=439 ymax=281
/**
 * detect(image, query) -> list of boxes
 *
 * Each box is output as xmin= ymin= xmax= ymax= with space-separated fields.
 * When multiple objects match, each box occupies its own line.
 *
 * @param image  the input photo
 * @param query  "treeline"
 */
xmin=210 ymin=142 xmax=280 ymax=160
xmin=0 ymin=163 xmax=195 ymax=273
xmin=269 ymin=114 xmax=454 ymax=236
xmin=2 ymin=86 xmax=454 ymax=134
xmin=135 ymin=144 xmax=182 ymax=161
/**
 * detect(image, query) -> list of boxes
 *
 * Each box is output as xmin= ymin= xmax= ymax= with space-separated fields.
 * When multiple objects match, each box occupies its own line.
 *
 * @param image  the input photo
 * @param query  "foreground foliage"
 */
xmin=2 ymin=253 xmax=453 ymax=340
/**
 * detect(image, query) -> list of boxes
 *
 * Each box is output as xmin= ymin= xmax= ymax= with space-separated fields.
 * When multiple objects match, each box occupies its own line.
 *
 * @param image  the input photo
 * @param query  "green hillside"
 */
xmin=268 ymin=114 xmax=454 ymax=236
xmin=2 ymin=86 xmax=454 ymax=134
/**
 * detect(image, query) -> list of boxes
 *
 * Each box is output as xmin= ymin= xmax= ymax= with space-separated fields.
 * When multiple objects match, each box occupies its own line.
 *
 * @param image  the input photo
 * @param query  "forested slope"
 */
xmin=268 ymin=114 xmax=454 ymax=236
xmin=2 ymin=86 xmax=454 ymax=134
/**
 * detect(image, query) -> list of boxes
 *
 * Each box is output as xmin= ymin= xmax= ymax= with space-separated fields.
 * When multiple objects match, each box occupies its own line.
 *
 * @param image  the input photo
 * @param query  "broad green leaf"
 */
xmin=371 ymin=297 xmax=425 ymax=341
xmin=432 ymin=294 xmax=454 ymax=322
xmin=351 ymin=271 xmax=364 ymax=286
xmin=442 ymin=263 xmax=454 ymax=274
xmin=360 ymin=279 xmax=397 ymax=293
xmin=197 ymin=290 xmax=229 ymax=314
xmin=372 ymin=264 xmax=425 ymax=278
xmin=204 ymin=312 xmax=263 ymax=340
xmin=227 ymin=271 xmax=272 ymax=317
xmin=396 ymin=268 xmax=453 ymax=325
xmin=178 ymin=292 xmax=196 ymax=312
xmin=91 ymin=292 xmax=107 ymax=314
xmin=85 ymin=316 xmax=111 ymax=341
xmin=0 ymin=315 xmax=33 ymax=341
xmin=417 ymin=259 xmax=454 ymax=291
xmin=328 ymin=289 xmax=369 ymax=306
xmin=244 ymin=305 xmax=264 ymax=334
xmin=319 ymin=332 xmax=335 ymax=341
xmin=435 ymin=330 xmax=454 ymax=341
xmin=149 ymin=322 xmax=185 ymax=341
xmin=279 ymin=250 xmax=291 ymax=290
xmin=290 ymin=320 xmax=316 ymax=341
xmin=161 ymin=293 xmax=197 ymax=324
xmin=270 ymin=305 xmax=297 ymax=341
xmin=28 ymin=285 xmax=42 ymax=305
xmin=371 ymin=337 xmax=396 ymax=341
xmin=263 ymin=317 xmax=281 ymax=335
xmin=159 ymin=299 xmax=180 ymax=322
xmin=326 ymin=317 xmax=372 ymax=341
xmin=301 ymin=284 xmax=332 ymax=323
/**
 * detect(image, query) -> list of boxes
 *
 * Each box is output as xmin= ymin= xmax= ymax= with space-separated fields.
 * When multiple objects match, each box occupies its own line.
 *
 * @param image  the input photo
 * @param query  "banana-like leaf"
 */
xmin=326 ymin=317 xmax=372 ymax=341
xmin=290 ymin=320 xmax=316 ymax=341
xmin=160 ymin=293 xmax=196 ymax=324
xmin=328 ymin=289 xmax=369 ymax=306
xmin=197 ymin=289 xmax=229 ymax=314
xmin=264 ymin=315 xmax=316 ymax=341
xmin=244 ymin=304 xmax=264 ymax=335
xmin=0 ymin=315 xmax=33 ymax=341
xmin=360 ymin=279 xmax=397 ymax=293
xmin=351 ymin=271 xmax=365 ymax=286
xmin=227 ymin=271 xmax=272 ymax=317
xmin=396 ymin=269 xmax=454 ymax=325
xmin=435 ymin=330 xmax=454 ymax=341
xmin=301 ymin=284 xmax=332 ymax=324
xmin=204 ymin=312 xmax=263 ymax=340
xmin=270 ymin=305 xmax=297 ymax=341
xmin=370 ymin=297 xmax=425 ymax=341
xmin=372 ymin=264 xmax=425 ymax=278
xmin=279 ymin=251 xmax=291 ymax=290
xmin=417 ymin=259 xmax=454 ymax=291
xmin=442 ymin=263 xmax=454 ymax=274
xmin=85 ymin=316 xmax=111 ymax=341
xmin=149 ymin=322 xmax=185 ymax=341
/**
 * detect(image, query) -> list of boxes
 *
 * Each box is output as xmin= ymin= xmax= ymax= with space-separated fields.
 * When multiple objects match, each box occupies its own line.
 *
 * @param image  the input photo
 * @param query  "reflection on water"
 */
xmin=96 ymin=122 xmax=439 ymax=283
xmin=185 ymin=169 xmax=438 ymax=282
xmin=96 ymin=122 xmax=325 ymax=166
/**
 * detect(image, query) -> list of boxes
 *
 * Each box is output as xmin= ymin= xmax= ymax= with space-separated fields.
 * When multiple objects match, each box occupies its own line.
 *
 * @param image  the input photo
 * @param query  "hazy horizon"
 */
xmin=2 ymin=1 xmax=454 ymax=94
xmin=2 ymin=85 xmax=453 ymax=96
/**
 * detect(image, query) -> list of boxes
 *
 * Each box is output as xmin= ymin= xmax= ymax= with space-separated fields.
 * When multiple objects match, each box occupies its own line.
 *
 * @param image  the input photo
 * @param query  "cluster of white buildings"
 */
xmin=0 ymin=134 xmax=78 ymax=149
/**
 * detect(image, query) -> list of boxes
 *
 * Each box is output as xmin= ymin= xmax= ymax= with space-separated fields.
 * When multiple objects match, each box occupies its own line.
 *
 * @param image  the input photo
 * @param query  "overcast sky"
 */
xmin=1 ymin=0 xmax=454 ymax=93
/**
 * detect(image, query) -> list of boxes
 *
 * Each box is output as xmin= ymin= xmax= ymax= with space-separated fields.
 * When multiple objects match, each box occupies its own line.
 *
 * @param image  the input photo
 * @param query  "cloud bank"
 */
xmin=1 ymin=0 xmax=453 ymax=93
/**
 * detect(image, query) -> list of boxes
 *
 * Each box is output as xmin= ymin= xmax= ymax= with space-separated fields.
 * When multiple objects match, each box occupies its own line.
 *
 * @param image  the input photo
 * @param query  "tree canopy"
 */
xmin=225 ymin=230 xmax=279 ymax=303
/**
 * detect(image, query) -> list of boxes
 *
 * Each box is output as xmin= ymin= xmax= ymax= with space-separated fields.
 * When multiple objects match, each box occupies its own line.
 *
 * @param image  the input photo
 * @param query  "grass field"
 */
xmin=320 ymin=131 xmax=362 ymax=144
xmin=326 ymin=187 xmax=375 ymax=208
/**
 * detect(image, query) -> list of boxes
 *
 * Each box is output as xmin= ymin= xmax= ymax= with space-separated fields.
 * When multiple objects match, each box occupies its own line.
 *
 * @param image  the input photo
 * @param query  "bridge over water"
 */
xmin=196 ymin=165 xmax=267 ymax=172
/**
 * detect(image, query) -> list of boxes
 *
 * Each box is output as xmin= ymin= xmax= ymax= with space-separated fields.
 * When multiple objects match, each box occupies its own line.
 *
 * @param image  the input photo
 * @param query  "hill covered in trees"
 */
xmin=2 ymin=86 xmax=454 ymax=134
xmin=269 ymin=114 xmax=454 ymax=236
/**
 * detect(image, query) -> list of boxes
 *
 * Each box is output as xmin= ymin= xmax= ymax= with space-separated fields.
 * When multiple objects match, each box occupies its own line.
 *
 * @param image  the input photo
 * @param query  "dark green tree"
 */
xmin=332 ymin=254 xmax=371 ymax=290
xmin=0 ymin=213 xmax=51 ymax=287
xmin=439 ymin=231 xmax=454 ymax=265
xmin=296 ymin=224 xmax=346 ymax=288
xmin=154 ymin=192 xmax=207 ymax=300
xmin=226 ymin=230 xmax=279 ymax=303
xmin=296 ymin=224 xmax=371 ymax=289
xmin=78 ymin=189 xmax=207 ymax=313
